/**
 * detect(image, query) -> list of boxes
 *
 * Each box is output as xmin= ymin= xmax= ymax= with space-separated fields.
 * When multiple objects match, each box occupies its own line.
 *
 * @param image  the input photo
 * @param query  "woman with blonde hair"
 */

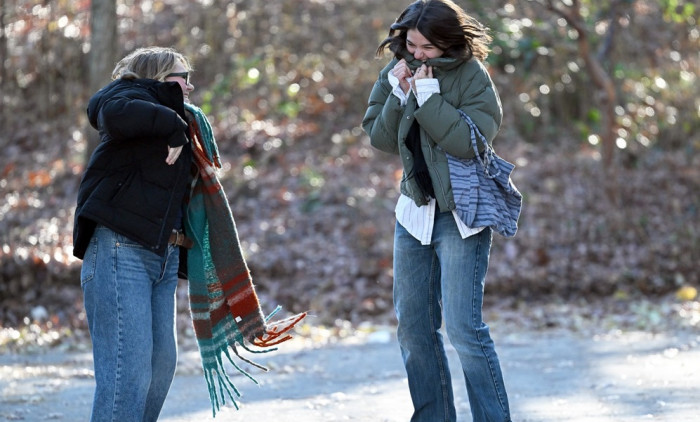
xmin=75 ymin=45 xmax=305 ymax=421
xmin=74 ymin=46 xmax=195 ymax=421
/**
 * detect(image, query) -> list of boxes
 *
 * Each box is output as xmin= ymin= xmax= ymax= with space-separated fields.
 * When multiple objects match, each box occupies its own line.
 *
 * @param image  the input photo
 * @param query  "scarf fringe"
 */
xmin=202 ymin=311 xmax=306 ymax=417
xmin=204 ymin=364 xmax=242 ymax=416
xmin=254 ymin=312 xmax=308 ymax=347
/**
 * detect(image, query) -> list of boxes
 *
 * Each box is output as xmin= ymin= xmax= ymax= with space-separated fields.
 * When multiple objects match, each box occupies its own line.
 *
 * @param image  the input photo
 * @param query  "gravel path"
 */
xmin=1 ymin=326 xmax=699 ymax=421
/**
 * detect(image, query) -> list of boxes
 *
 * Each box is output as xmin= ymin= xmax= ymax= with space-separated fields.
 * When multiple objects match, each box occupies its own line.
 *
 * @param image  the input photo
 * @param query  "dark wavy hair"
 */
xmin=376 ymin=0 xmax=492 ymax=62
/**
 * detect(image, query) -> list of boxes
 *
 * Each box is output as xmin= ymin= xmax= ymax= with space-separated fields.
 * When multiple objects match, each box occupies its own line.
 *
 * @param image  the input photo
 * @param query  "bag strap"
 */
xmin=457 ymin=109 xmax=500 ymax=179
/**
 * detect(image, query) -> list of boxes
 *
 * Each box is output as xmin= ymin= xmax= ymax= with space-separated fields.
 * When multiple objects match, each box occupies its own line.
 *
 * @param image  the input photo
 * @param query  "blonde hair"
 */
xmin=111 ymin=46 xmax=192 ymax=81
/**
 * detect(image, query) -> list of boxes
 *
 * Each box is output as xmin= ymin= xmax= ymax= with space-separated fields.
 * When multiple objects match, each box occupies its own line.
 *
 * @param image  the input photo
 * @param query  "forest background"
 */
xmin=0 ymin=0 xmax=698 ymax=349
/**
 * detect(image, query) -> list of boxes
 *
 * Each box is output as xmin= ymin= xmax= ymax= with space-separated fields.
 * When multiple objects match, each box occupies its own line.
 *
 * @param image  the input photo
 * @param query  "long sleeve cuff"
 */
xmin=415 ymin=78 xmax=439 ymax=107
xmin=388 ymin=72 xmax=409 ymax=106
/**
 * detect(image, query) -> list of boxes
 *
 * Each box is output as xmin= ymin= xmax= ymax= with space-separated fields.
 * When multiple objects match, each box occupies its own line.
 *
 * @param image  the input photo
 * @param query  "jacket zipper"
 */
xmin=424 ymin=128 xmax=448 ymax=208
xmin=155 ymin=160 xmax=183 ymax=250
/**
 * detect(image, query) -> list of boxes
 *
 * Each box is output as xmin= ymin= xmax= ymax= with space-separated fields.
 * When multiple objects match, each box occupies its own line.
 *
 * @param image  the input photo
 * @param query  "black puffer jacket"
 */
xmin=73 ymin=78 xmax=193 ymax=259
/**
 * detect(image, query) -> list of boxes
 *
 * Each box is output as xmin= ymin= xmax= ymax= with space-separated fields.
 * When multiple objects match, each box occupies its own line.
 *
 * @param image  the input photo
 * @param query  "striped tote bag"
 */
xmin=446 ymin=110 xmax=522 ymax=237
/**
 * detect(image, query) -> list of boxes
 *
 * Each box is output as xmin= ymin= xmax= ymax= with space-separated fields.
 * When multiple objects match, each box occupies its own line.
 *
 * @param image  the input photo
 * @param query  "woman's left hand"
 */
xmin=411 ymin=64 xmax=433 ymax=91
xmin=166 ymin=145 xmax=183 ymax=165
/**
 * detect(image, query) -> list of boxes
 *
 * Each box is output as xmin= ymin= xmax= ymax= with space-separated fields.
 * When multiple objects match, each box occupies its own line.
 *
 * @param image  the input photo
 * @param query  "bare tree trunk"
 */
xmin=0 ymin=0 xmax=6 ymax=133
xmin=42 ymin=0 xmax=54 ymax=120
xmin=86 ymin=0 xmax=118 ymax=160
xmin=540 ymin=0 xmax=623 ymax=202
xmin=203 ymin=0 xmax=233 ymax=76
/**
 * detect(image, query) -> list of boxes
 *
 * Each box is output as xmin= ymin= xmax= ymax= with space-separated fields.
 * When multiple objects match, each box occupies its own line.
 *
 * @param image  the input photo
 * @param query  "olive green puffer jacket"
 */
xmin=362 ymin=53 xmax=502 ymax=212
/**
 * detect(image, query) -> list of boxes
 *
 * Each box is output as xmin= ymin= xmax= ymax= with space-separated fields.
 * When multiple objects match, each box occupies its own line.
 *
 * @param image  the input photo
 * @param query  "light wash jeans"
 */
xmin=81 ymin=225 xmax=179 ymax=422
xmin=394 ymin=212 xmax=511 ymax=422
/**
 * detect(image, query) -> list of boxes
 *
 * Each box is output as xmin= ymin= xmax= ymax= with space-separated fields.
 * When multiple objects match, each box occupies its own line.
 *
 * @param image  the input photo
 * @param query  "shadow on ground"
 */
xmin=1 ymin=324 xmax=699 ymax=422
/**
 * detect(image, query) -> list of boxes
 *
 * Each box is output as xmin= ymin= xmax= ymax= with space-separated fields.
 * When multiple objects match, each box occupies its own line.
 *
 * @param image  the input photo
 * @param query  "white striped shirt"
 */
xmin=396 ymin=195 xmax=484 ymax=245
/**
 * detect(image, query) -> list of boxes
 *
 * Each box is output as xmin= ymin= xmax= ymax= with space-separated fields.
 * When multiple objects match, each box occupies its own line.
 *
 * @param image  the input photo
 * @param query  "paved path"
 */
xmin=1 ymin=327 xmax=699 ymax=421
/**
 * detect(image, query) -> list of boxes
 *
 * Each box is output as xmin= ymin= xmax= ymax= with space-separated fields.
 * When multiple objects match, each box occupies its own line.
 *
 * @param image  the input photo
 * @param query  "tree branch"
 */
xmin=597 ymin=0 xmax=629 ymax=62
xmin=535 ymin=0 xmax=620 ymax=174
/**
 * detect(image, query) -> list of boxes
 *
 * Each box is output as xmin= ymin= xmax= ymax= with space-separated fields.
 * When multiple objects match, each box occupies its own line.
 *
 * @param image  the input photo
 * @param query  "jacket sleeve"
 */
xmin=361 ymin=61 xmax=404 ymax=155
xmin=415 ymin=60 xmax=502 ymax=159
xmin=97 ymin=95 xmax=189 ymax=147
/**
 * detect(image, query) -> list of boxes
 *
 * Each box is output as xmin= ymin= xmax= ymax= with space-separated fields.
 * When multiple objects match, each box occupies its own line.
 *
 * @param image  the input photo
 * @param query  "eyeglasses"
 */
xmin=165 ymin=71 xmax=189 ymax=84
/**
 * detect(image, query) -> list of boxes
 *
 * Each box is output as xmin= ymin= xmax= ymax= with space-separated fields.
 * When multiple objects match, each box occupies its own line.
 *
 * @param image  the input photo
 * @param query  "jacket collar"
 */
xmin=396 ymin=50 xmax=465 ymax=72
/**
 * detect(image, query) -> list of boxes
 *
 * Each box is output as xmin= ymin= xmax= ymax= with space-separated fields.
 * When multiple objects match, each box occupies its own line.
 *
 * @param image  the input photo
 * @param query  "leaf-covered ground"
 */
xmin=0 ymin=128 xmax=698 ymax=352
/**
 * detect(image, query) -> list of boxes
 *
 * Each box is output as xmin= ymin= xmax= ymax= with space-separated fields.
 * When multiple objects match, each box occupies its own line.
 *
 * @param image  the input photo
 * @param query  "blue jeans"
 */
xmin=81 ymin=225 xmax=179 ymax=422
xmin=394 ymin=213 xmax=511 ymax=422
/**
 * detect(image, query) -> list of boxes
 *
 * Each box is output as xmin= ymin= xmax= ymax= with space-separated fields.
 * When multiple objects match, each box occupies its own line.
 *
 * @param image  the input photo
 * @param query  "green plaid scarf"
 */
xmin=183 ymin=103 xmax=306 ymax=417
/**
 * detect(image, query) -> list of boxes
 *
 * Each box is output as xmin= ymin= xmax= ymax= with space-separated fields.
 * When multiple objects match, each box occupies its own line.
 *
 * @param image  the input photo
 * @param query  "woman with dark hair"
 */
xmin=362 ymin=1 xmax=511 ymax=421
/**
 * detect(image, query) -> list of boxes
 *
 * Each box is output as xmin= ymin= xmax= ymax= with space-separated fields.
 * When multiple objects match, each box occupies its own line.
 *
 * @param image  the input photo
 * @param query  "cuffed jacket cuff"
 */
xmin=167 ymin=115 xmax=189 ymax=147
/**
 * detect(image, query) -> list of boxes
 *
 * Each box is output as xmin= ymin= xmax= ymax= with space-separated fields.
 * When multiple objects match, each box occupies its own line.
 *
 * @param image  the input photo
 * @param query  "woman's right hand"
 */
xmin=166 ymin=145 xmax=183 ymax=165
xmin=391 ymin=59 xmax=412 ymax=94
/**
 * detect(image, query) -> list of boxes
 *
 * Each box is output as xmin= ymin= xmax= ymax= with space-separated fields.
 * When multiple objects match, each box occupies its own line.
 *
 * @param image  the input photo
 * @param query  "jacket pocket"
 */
xmin=109 ymin=170 xmax=135 ymax=202
xmin=80 ymin=233 xmax=98 ymax=285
